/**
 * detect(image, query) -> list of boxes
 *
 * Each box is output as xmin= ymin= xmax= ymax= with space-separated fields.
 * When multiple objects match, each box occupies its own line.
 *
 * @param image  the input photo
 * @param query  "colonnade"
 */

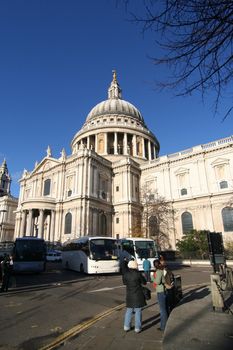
xmin=74 ymin=132 xmax=157 ymax=160
xmin=19 ymin=209 xmax=55 ymax=242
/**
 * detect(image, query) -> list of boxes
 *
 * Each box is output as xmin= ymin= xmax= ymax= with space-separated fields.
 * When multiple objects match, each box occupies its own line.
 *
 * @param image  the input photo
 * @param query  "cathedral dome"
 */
xmin=86 ymin=98 xmax=144 ymax=122
xmin=71 ymin=71 xmax=160 ymax=161
xmin=85 ymin=71 xmax=144 ymax=123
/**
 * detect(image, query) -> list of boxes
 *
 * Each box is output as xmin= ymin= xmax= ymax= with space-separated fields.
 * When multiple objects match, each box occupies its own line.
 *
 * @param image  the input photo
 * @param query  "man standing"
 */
xmin=122 ymin=260 xmax=147 ymax=333
xmin=143 ymin=257 xmax=151 ymax=282
xmin=0 ymin=254 xmax=13 ymax=292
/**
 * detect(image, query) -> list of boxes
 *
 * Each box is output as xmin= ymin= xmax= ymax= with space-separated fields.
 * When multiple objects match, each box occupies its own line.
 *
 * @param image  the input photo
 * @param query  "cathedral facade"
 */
xmin=14 ymin=73 xmax=233 ymax=249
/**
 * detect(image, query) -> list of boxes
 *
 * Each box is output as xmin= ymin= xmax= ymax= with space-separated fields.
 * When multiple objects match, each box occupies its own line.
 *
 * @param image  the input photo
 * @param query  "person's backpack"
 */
xmin=164 ymin=269 xmax=174 ymax=289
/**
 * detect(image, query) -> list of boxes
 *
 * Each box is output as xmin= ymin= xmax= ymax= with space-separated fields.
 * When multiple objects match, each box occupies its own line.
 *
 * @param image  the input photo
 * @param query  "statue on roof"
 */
xmin=46 ymin=145 xmax=52 ymax=157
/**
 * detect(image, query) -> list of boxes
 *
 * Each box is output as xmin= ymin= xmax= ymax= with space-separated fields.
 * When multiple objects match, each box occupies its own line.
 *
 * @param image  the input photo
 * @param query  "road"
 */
xmin=0 ymin=263 xmax=213 ymax=350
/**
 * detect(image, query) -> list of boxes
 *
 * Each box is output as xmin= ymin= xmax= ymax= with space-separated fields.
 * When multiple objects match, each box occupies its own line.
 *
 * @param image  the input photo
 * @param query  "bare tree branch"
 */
xmin=118 ymin=0 xmax=233 ymax=120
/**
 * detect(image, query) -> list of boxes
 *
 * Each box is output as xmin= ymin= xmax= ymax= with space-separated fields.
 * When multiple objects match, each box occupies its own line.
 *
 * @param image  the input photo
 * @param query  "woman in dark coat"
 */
xmin=122 ymin=260 xmax=147 ymax=333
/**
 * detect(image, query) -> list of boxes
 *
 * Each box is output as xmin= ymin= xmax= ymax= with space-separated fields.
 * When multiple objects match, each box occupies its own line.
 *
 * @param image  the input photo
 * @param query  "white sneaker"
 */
xmin=124 ymin=327 xmax=130 ymax=332
xmin=135 ymin=328 xmax=141 ymax=333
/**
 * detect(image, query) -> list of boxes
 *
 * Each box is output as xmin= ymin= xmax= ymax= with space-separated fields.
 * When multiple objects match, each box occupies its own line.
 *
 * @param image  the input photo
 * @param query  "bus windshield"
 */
xmin=135 ymin=240 xmax=157 ymax=259
xmin=90 ymin=239 xmax=118 ymax=261
xmin=14 ymin=239 xmax=46 ymax=262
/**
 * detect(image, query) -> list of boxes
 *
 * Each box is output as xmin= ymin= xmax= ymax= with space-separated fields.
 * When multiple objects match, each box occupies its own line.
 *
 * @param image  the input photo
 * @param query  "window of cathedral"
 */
xmin=65 ymin=212 xmax=72 ymax=234
xmin=101 ymin=191 xmax=106 ymax=199
xmin=100 ymin=214 xmax=107 ymax=235
xmin=219 ymin=180 xmax=228 ymax=189
xmin=222 ymin=207 xmax=233 ymax=232
xmin=125 ymin=119 xmax=128 ymax=123
xmin=116 ymin=218 xmax=119 ymax=224
xmin=43 ymin=179 xmax=51 ymax=196
xmin=181 ymin=211 xmax=194 ymax=234
xmin=68 ymin=190 xmax=72 ymax=197
xmin=148 ymin=194 xmax=155 ymax=201
xmin=149 ymin=216 xmax=158 ymax=236
xmin=181 ymin=188 xmax=188 ymax=196
xmin=116 ymin=186 xmax=119 ymax=192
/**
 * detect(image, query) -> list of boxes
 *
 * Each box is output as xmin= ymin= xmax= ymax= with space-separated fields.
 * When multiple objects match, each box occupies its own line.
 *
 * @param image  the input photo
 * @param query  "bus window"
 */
xmin=90 ymin=239 xmax=118 ymax=260
xmin=135 ymin=241 xmax=157 ymax=259
xmin=79 ymin=241 xmax=90 ymax=256
xmin=121 ymin=240 xmax=135 ymax=257
xmin=13 ymin=237 xmax=46 ymax=273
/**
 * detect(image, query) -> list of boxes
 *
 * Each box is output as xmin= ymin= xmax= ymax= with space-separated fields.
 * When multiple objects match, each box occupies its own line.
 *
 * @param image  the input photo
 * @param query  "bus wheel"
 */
xmin=80 ymin=264 xmax=84 ymax=273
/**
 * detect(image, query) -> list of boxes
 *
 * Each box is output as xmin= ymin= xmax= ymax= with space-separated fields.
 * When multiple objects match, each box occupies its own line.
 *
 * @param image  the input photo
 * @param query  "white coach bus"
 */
xmin=62 ymin=236 xmax=120 ymax=274
xmin=118 ymin=237 xmax=159 ymax=271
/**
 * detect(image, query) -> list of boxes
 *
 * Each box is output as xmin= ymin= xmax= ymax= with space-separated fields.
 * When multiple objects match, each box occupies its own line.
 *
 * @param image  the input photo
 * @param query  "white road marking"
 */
xmin=88 ymin=286 xmax=125 ymax=293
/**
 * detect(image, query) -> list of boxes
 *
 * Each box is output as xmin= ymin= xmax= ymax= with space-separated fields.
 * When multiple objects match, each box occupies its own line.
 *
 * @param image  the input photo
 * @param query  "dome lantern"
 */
xmin=108 ymin=70 xmax=122 ymax=100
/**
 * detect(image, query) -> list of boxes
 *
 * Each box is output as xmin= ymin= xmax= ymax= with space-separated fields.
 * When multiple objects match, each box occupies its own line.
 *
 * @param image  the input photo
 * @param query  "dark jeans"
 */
xmin=144 ymin=270 xmax=151 ymax=282
xmin=157 ymin=291 xmax=168 ymax=330
xmin=166 ymin=287 xmax=176 ymax=314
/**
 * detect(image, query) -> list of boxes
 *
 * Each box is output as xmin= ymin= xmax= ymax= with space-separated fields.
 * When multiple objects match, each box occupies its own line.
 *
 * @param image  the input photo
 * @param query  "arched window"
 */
xmin=64 ymin=212 xmax=72 ymax=234
xmin=181 ymin=211 xmax=193 ymax=234
xmin=100 ymin=214 xmax=107 ymax=236
xmin=222 ymin=207 xmax=233 ymax=232
xmin=43 ymin=179 xmax=51 ymax=196
xmin=149 ymin=216 xmax=159 ymax=237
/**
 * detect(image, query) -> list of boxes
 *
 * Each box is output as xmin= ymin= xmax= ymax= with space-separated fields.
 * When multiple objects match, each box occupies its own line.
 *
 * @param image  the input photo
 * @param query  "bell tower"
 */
xmin=0 ymin=159 xmax=11 ymax=197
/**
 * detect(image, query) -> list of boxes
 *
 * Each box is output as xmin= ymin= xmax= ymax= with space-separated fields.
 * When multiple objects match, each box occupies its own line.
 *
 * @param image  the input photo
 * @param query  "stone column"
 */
xmin=95 ymin=134 xmax=98 ymax=152
xmin=133 ymin=135 xmax=137 ymax=156
xmin=148 ymin=141 xmax=152 ymax=160
xmin=114 ymin=132 xmax=118 ymax=154
xmin=104 ymin=133 xmax=108 ymax=154
xmin=87 ymin=136 xmax=90 ymax=149
xmin=38 ymin=209 xmax=44 ymax=239
xmin=154 ymin=145 xmax=156 ymax=158
xmin=123 ymin=133 xmax=128 ymax=155
xmin=26 ymin=210 xmax=33 ymax=236
xmin=50 ymin=210 xmax=55 ymax=243
xmin=47 ymin=213 xmax=51 ymax=242
xmin=20 ymin=211 xmax=27 ymax=237
xmin=142 ymin=138 xmax=145 ymax=158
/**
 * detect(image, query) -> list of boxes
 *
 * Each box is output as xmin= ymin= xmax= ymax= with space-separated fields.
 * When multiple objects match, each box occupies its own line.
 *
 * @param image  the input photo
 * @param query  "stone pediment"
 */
xmin=211 ymin=158 xmax=229 ymax=166
xmin=174 ymin=167 xmax=189 ymax=175
xmin=32 ymin=157 xmax=61 ymax=174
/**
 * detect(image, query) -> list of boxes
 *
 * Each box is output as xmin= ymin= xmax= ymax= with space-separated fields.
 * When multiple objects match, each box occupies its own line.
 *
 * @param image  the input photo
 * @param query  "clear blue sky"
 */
xmin=0 ymin=0 xmax=232 ymax=197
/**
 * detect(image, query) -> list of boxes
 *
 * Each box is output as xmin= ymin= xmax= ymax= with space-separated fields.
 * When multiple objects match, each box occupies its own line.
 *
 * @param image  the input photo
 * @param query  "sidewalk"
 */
xmin=164 ymin=286 xmax=233 ymax=350
xmin=55 ymin=285 xmax=233 ymax=350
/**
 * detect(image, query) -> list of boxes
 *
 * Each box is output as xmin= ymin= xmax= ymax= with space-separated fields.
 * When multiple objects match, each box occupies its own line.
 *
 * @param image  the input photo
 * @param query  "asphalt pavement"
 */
xmin=1 ymin=263 xmax=233 ymax=350
xmin=40 ymin=282 xmax=233 ymax=350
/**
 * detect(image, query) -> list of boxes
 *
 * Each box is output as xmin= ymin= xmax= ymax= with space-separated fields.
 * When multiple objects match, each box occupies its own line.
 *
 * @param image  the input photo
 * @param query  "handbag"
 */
xmin=142 ymin=286 xmax=151 ymax=300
